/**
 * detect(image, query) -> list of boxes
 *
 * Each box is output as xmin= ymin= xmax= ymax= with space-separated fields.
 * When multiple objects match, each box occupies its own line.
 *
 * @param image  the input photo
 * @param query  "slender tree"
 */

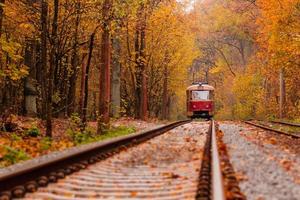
xmin=80 ymin=32 xmax=95 ymax=128
xmin=162 ymin=64 xmax=168 ymax=119
xmin=0 ymin=0 xmax=4 ymax=37
xmin=111 ymin=30 xmax=121 ymax=118
xmin=40 ymin=0 xmax=48 ymax=121
xmin=97 ymin=0 xmax=111 ymax=134
xmin=135 ymin=3 xmax=148 ymax=120
xmin=46 ymin=0 xmax=59 ymax=137
xmin=68 ymin=1 xmax=81 ymax=115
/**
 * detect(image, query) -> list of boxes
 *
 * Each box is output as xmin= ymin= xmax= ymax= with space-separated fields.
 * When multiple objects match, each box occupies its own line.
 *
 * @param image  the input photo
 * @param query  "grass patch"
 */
xmin=40 ymin=137 xmax=52 ymax=151
xmin=95 ymin=126 xmax=136 ymax=141
xmin=25 ymin=126 xmax=41 ymax=137
xmin=67 ymin=125 xmax=136 ymax=145
xmin=0 ymin=145 xmax=30 ymax=166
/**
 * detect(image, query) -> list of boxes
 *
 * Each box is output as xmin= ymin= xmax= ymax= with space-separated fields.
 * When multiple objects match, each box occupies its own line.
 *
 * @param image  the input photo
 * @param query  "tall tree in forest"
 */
xmin=46 ymin=0 xmax=59 ymax=137
xmin=68 ymin=0 xmax=81 ymax=115
xmin=80 ymin=32 xmax=95 ymax=128
xmin=135 ymin=3 xmax=148 ymax=120
xmin=162 ymin=58 xmax=169 ymax=119
xmin=0 ymin=0 xmax=4 ymax=73
xmin=40 ymin=0 xmax=48 ymax=120
xmin=111 ymin=31 xmax=121 ymax=118
xmin=0 ymin=0 xmax=4 ymax=37
xmin=97 ymin=0 xmax=112 ymax=134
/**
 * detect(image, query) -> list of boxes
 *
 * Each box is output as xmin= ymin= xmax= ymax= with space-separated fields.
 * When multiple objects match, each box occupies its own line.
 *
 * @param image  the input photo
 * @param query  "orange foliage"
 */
xmin=255 ymin=0 xmax=300 ymax=118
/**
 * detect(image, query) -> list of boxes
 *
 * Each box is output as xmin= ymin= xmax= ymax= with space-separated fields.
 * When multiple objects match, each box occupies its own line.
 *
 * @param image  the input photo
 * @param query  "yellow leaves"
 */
xmin=3 ymin=64 xmax=29 ymax=81
xmin=52 ymin=140 xmax=74 ymax=151
xmin=19 ymin=23 xmax=35 ymax=33
xmin=232 ymin=73 xmax=264 ymax=119
xmin=255 ymin=0 xmax=300 ymax=118
xmin=210 ymin=65 xmax=223 ymax=74
xmin=0 ymin=36 xmax=28 ymax=81
xmin=137 ymin=1 xmax=199 ymax=118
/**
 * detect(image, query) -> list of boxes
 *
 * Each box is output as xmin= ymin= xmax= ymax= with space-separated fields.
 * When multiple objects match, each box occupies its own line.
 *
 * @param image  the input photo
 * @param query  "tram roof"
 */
xmin=187 ymin=83 xmax=215 ymax=91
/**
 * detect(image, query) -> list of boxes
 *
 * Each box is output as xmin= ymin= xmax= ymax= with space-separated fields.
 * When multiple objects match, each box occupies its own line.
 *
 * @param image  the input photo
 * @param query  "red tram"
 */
xmin=186 ymin=82 xmax=214 ymax=119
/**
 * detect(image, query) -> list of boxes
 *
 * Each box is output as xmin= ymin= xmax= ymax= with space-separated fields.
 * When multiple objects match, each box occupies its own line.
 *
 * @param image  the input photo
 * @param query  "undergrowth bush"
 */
xmin=68 ymin=129 xmax=94 ymax=145
xmin=1 ymin=145 xmax=30 ymax=165
xmin=40 ymin=137 xmax=52 ymax=151
xmin=26 ymin=126 xmax=40 ymax=137
xmin=10 ymin=133 xmax=21 ymax=146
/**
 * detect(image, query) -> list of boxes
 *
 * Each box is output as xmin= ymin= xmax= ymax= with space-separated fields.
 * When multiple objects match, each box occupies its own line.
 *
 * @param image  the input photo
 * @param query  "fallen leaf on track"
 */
xmin=130 ymin=191 xmax=138 ymax=197
xmin=235 ymin=172 xmax=248 ymax=181
xmin=280 ymin=159 xmax=292 ymax=171
xmin=161 ymin=172 xmax=180 ymax=179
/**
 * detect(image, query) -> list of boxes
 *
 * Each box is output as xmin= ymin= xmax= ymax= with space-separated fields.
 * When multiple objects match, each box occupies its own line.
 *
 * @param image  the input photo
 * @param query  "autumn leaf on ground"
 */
xmin=235 ymin=171 xmax=248 ymax=182
xmin=268 ymin=137 xmax=277 ymax=145
xmin=256 ymin=196 xmax=265 ymax=200
xmin=161 ymin=172 xmax=180 ymax=179
xmin=294 ymin=177 xmax=300 ymax=184
xmin=280 ymin=159 xmax=292 ymax=171
xmin=130 ymin=191 xmax=138 ymax=197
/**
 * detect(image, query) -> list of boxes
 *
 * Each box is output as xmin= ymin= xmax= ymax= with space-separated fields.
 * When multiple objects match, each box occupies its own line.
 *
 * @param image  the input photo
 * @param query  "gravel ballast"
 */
xmin=220 ymin=122 xmax=300 ymax=200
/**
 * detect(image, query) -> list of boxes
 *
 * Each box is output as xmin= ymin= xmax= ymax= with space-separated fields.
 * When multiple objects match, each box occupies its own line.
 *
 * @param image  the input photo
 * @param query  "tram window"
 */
xmin=192 ymin=91 xmax=210 ymax=100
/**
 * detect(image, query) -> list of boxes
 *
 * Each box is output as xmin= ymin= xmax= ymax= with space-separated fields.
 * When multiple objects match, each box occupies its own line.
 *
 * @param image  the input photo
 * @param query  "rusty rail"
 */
xmin=0 ymin=120 xmax=190 ymax=199
xmin=244 ymin=121 xmax=300 ymax=139
xmin=270 ymin=120 xmax=300 ymax=128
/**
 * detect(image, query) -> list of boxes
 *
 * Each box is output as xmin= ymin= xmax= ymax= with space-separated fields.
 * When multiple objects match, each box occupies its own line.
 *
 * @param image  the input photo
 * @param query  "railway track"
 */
xmin=244 ymin=120 xmax=300 ymax=138
xmin=270 ymin=120 xmax=300 ymax=127
xmin=0 ymin=120 xmax=226 ymax=200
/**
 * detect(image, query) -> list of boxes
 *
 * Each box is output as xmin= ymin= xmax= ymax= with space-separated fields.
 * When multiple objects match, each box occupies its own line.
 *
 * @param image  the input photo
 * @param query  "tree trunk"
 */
xmin=68 ymin=1 xmax=81 ymax=115
xmin=111 ymin=31 xmax=121 ymax=118
xmin=140 ymin=23 xmax=147 ymax=120
xmin=0 ymin=0 xmax=4 ymax=75
xmin=46 ymin=0 xmax=59 ymax=137
xmin=24 ymin=40 xmax=38 ymax=116
xmin=134 ymin=4 xmax=148 ymax=120
xmin=134 ymin=28 xmax=140 ymax=118
xmin=79 ymin=54 xmax=86 ymax=116
xmin=97 ymin=0 xmax=111 ymax=134
xmin=162 ymin=65 xmax=168 ymax=119
xmin=279 ymin=68 xmax=285 ymax=119
xmin=80 ymin=32 xmax=95 ymax=128
xmin=0 ymin=0 xmax=4 ymax=37
xmin=40 ymin=0 xmax=48 ymax=120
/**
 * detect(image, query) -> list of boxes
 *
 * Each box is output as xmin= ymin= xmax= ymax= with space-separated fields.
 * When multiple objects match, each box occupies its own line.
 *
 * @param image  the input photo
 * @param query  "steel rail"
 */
xmin=196 ymin=120 xmax=225 ymax=200
xmin=0 ymin=120 xmax=190 ymax=199
xmin=211 ymin=120 xmax=225 ymax=200
xmin=244 ymin=121 xmax=300 ymax=139
xmin=270 ymin=120 xmax=300 ymax=127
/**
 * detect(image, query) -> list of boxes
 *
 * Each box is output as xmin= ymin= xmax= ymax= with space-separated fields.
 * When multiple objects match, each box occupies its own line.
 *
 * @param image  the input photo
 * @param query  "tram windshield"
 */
xmin=191 ymin=90 xmax=210 ymax=100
